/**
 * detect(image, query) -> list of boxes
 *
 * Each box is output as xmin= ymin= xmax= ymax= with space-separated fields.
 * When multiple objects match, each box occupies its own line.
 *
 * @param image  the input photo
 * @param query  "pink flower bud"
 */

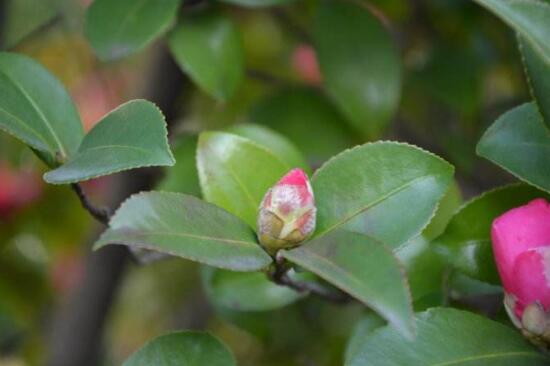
xmin=491 ymin=198 xmax=550 ymax=348
xmin=257 ymin=168 xmax=316 ymax=254
xmin=291 ymin=45 xmax=322 ymax=86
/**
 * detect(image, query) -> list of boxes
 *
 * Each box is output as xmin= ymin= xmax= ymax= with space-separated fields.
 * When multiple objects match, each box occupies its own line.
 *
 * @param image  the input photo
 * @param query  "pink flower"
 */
xmin=291 ymin=45 xmax=322 ymax=86
xmin=257 ymin=168 xmax=316 ymax=254
xmin=491 ymin=198 xmax=550 ymax=347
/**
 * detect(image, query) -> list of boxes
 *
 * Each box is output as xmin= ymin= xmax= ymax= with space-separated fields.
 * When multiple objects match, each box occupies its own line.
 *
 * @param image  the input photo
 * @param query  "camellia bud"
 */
xmin=257 ymin=168 xmax=316 ymax=254
xmin=491 ymin=198 xmax=550 ymax=350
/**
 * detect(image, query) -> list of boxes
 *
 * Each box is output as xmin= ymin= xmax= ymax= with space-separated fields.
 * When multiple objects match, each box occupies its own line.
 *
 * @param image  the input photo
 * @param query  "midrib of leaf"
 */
xmin=0 ymin=69 xmax=67 ymax=157
xmin=315 ymin=174 xmax=441 ymax=238
xmin=0 ymin=105 xmax=49 ymax=150
xmin=431 ymin=351 xmax=548 ymax=366
xmin=82 ymin=144 xmax=153 ymax=155
xmin=110 ymin=230 xmax=259 ymax=248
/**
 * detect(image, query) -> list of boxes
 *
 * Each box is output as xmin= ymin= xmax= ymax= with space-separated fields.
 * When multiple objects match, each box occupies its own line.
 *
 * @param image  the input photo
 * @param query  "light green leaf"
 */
xmin=218 ymin=0 xmax=294 ymax=7
xmin=202 ymin=267 xmax=305 ymax=312
xmin=434 ymin=184 xmax=549 ymax=284
xmin=197 ymin=132 xmax=295 ymax=229
xmin=519 ymin=36 xmax=550 ymax=128
xmin=346 ymin=307 xmax=548 ymax=366
xmin=249 ymin=88 xmax=357 ymax=163
xmin=422 ymin=181 xmax=463 ymax=241
xmin=473 ymin=0 xmax=550 ymax=63
xmin=313 ymin=0 xmax=401 ymax=138
xmin=282 ymin=230 xmax=414 ymax=339
xmin=227 ymin=124 xmax=309 ymax=173
xmin=123 ymin=331 xmax=236 ymax=366
xmin=0 ymin=52 xmax=83 ymax=166
xmin=94 ymin=192 xmax=272 ymax=271
xmin=476 ymin=103 xmax=550 ymax=192
xmin=158 ymin=135 xmax=201 ymax=197
xmin=345 ymin=314 xmax=385 ymax=363
xmin=85 ymin=0 xmax=181 ymax=60
xmin=44 ymin=100 xmax=175 ymax=184
xmin=312 ymin=142 xmax=454 ymax=248
xmin=169 ymin=12 xmax=244 ymax=101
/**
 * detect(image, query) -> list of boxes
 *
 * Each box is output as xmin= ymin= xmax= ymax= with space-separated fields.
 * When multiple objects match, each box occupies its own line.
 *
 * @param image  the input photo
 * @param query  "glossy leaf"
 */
xmin=44 ymin=100 xmax=175 ymax=184
xmin=434 ymin=184 xmax=549 ymax=284
xmin=197 ymin=132 xmax=294 ymax=229
xmin=85 ymin=0 xmax=181 ymax=60
xmin=202 ymin=267 xmax=305 ymax=312
xmin=346 ymin=308 xmax=548 ymax=366
xmin=0 ymin=52 xmax=83 ymax=166
xmin=476 ymin=103 xmax=550 ymax=192
xmin=218 ymin=0 xmax=294 ymax=7
xmin=473 ymin=0 xmax=550 ymax=63
xmin=312 ymin=142 xmax=454 ymax=248
xmin=313 ymin=0 xmax=401 ymax=138
xmin=249 ymin=88 xmax=356 ymax=163
xmin=282 ymin=230 xmax=414 ymax=339
xmin=169 ymin=12 xmax=244 ymax=101
xmin=123 ymin=331 xmax=236 ymax=366
xmin=94 ymin=192 xmax=272 ymax=271
xmin=227 ymin=124 xmax=309 ymax=173
xmin=158 ymin=135 xmax=201 ymax=197
xmin=519 ymin=36 xmax=550 ymax=128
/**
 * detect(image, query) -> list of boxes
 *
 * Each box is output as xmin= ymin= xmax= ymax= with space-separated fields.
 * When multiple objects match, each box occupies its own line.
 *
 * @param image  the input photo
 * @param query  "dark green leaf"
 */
xmin=3 ymin=0 xmax=57 ymax=49
xmin=202 ymin=267 xmax=305 ymax=312
xmin=476 ymin=103 xmax=550 ymax=192
xmin=433 ymin=184 xmax=549 ymax=283
xmin=44 ymin=100 xmax=175 ymax=184
xmin=473 ymin=0 xmax=550 ymax=63
xmin=312 ymin=142 xmax=454 ymax=248
xmin=519 ymin=36 xmax=550 ymax=128
xmin=346 ymin=308 xmax=548 ymax=366
xmin=94 ymin=192 xmax=272 ymax=271
xmin=158 ymin=135 xmax=201 ymax=197
xmin=0 ymin=52 xmax=83 ymax=166
xmin=282 ymin=230 xmax=414 ymax=339
xmin=227 ymin=124 xmax=309 ymax=173
xmin=169 ymin=12 xmax=244 ymax=101
xmin=249 ymin=88 xmax=357 ymax=163
xmin=218 ymin=0 xmax=294 ymax=7
xmin=345 ymin=314 xmax=385 ymax=363
xmin=85 ymin=0 xmax=181 ymax=60
xmin=313 ymin=1 xmax=401 ymax=138
xmin=123 ymin=331 xmax=236 ymax=366
xmin=197 ymin=131 xmax=296 ymax=229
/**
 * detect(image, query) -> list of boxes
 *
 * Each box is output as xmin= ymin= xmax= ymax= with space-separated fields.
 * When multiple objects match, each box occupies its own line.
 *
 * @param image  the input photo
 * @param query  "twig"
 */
xmin=71 ymin=183 xmax=111 ymax=225
xmin=268 ymin=254 xmax=351 ymax=304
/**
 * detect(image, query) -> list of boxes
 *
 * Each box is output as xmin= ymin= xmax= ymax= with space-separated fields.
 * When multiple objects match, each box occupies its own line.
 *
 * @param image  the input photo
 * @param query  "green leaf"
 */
xmin=158 ymin=135 xmax=201 ymax=197
xmin=476 ymin=103 xmax=550 ymax=192
xmin=519 ymin=36 xmax=550 ymax=128
xmin=169 ymin=12 xmax=244 ymax=101
xmin=3 ymin=0 xmax=57 ymax=49
xmin=94 ymin=192 xmax=272 ymax=271
xmin=218 ymin=0 xmax=294 ymax=7
xmin=422 ymin=181 xmax=463 ymax=241
xmin=249 ymin=88 xmax=357 ymax=163
xmin=123 ymin=331 xmax=236 ymax=366
xmin=85 ymin=0 xmax=181 ymax=61
xmin=44 ymin=100 xmax=175 ymax=184
xmin=473 ymin=0 xmax=550 ymax=63
xmin=346 ymin=307 xmax=548 ymax=366
xmin=202 ymin=267 xmax=305 ymax=312
xmin=282 ymin=230 xmax=414 ymax=339
xmin=312 ymin=142 xmax=454 ymax=248
xmin=197 ymin=132 xmax=295 ymax=229
xmin=0 ymin=52 xmax=83 ymax=166
xmin=227 ymin=124 xmax=309 ymax=173
xmin=313 ymin=0 xmax=401 ymax=138
xmin=433 ymin=184 xmax=549 ymax=284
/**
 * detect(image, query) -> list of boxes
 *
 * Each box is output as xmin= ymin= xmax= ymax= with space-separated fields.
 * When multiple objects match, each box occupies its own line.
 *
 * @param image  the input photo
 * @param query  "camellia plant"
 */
xmin=1 ymin=0 xmax=550 ymax=365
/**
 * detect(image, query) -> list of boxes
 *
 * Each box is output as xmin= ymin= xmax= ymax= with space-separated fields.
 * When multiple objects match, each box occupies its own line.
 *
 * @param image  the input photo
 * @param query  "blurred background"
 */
xmin=0 ymin=0 xmax=530 ymax=365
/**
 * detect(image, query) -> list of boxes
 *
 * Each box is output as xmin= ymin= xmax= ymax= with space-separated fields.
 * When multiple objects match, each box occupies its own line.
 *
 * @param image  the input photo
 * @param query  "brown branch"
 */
xmin=71 ymin=183 xmax=111 ymax=225
xmin=268 ymin=254 xmax=351 ymax=304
